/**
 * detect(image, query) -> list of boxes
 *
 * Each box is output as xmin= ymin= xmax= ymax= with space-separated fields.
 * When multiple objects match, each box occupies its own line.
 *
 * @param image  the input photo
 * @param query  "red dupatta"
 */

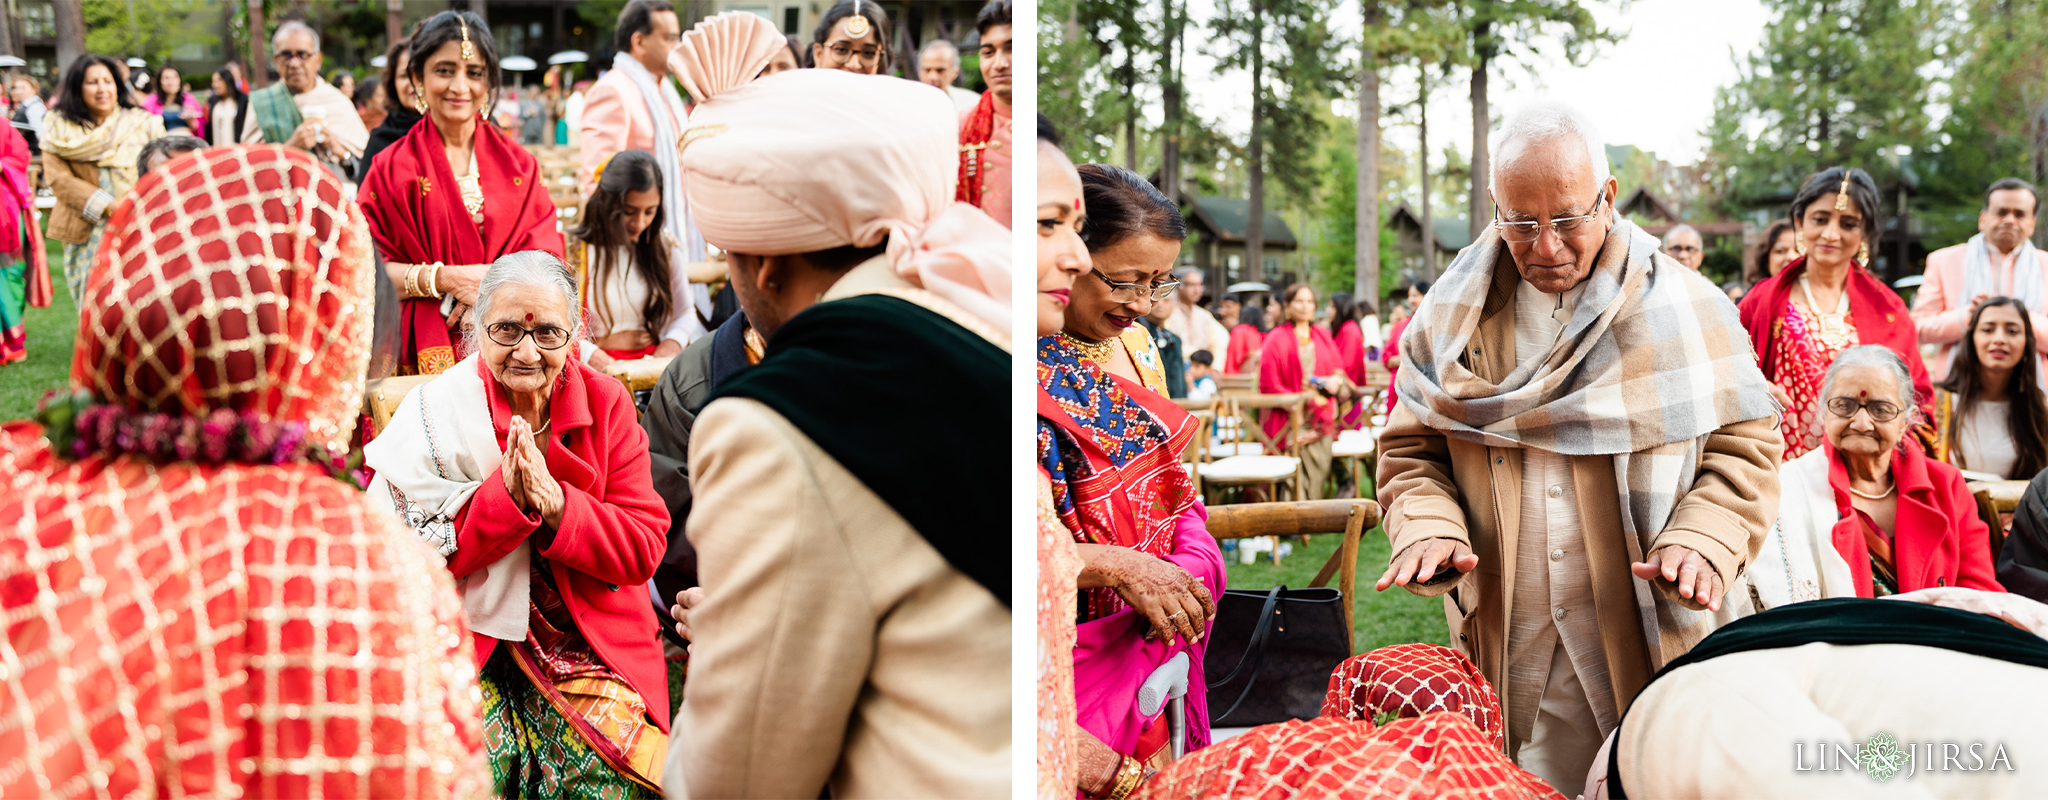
xmin=358 ymin=116 xmax=565 ymax=375
xmin=1224 ymin=324 xmax=1262 ymax=373
xmin=1738 ymin=255 xmax=1933 ymax=411
xmin=1259 ymin=322 xmax=1343 ymax=443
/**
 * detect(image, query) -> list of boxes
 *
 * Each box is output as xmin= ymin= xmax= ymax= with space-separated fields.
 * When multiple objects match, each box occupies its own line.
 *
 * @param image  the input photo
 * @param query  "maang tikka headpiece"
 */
xmin=844 ymin=2 xmax=872 ymax=38
xmin=459 ymin=15 xmax=476 ymax=61
xmin=1835 ymin=172 xmax=1851 ymax=212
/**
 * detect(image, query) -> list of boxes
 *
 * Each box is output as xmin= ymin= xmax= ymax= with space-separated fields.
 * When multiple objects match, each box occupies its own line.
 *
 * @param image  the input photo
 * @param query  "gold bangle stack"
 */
xmin=1102 ymin=755 xmax=1143 ymax=800
xmin=402 ymin=262 xmax=446 ymax=300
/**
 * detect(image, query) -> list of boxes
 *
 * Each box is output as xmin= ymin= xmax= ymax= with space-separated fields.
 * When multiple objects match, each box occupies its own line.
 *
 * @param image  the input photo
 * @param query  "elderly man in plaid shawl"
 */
xmin=1372 ymin=100 xmax=1785 ymax=796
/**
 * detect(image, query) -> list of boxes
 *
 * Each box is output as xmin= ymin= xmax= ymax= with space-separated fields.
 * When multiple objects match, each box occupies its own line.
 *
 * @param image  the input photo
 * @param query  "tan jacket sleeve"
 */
xmin=1649 ymin=414 xmax=1785 ymax=610
xmin=669 ymin=397 xmax=871 ymax=800
xmin=43 ymin=150 xmax=101 ymax=217
xmin=1374 ymin=399 xmax=1471 ymax=598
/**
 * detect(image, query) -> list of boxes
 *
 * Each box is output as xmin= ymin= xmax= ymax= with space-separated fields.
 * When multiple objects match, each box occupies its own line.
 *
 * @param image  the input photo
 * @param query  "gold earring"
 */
xmin=413 ymin=86 xmax=425 ymax=113
xmin=1858 ymin=242 xmax=1870 ymax=264
xmin=1794 ymin=237 xmax=1806 ymax=256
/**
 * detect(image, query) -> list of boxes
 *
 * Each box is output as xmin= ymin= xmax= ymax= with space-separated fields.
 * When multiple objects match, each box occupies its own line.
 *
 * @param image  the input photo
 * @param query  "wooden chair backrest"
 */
xmin=1228 ymin=392 xmax=1305 ymax=457
xmin=362 ymin=374 xmax=437 ymax=439
xmin=1217 ymin=373 xmax=1257 ymax=395
xmin=1205 ymin=499 xmax=1382 ymax=651
xmin=603 ymin=354 xmax=677 ymax=394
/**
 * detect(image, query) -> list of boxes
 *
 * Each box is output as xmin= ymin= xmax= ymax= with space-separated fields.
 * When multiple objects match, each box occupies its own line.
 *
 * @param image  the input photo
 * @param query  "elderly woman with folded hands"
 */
xmin=367 ymin=250 xmax=672 ymax=798
xmin=1752 ymin=345 xmax=2004 ymax=609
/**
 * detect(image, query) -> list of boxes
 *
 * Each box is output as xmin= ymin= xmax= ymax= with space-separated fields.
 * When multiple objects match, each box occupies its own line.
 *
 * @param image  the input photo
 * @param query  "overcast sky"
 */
xmin=1172 ymin=0 xmax=1774 ymax=166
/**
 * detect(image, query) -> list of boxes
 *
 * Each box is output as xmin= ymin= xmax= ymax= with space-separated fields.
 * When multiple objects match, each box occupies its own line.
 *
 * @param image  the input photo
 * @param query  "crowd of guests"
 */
xmin=1037 ymin=96 xmax=2048 ymax=799
xmin=4 ymin=1 xmax=1014 ymax=798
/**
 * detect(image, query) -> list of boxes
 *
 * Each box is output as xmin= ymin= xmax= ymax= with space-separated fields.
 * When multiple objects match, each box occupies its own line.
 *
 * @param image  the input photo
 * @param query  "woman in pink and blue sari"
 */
xmin=1039 ymin=335 xmax=1227 ymax=788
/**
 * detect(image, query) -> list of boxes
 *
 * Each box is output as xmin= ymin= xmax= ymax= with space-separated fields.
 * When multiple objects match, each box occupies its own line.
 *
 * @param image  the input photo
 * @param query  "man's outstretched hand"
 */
xmin=1377 ymin=538 xmax=1479 ymax=591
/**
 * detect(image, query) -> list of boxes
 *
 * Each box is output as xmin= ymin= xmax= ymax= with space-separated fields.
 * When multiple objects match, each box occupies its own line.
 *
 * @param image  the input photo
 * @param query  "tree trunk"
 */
xmin=247 ymin=0 xmax=269 ymax=89
xmin=1245 ymin=0 xmax=1265 ymax=283
xmin=125 ymin=0 xmax=138 ymax=55
xmin=389 ymin=0 xmax=405 ymax=53
xmin=1124 ymin=46 xmax=1137 ymax=170
xmin=1354 ymin=1 xmax=1381 ymax=311
xmin=1468 ymin=22 xmax=1490 ymax=241
xmin=55 ymin=0 xmax=84 ymax=72
xmin=1420 ymin=67 xmax=1433 ymax=277
xmin=0 ymin=0 xmax=17 ymax=60
xmin=1161 ymin=0 xmax=1182 ymax=205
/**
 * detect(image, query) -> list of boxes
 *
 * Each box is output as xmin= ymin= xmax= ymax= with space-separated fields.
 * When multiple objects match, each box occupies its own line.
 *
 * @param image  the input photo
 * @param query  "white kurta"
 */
xmin=1503 ymin=278 xmax=1613 ymax=798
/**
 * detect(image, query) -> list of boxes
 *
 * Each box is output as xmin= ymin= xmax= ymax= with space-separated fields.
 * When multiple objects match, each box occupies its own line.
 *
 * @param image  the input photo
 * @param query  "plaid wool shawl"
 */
xmin=1396 ymin=217 xmax=1779 ymax=664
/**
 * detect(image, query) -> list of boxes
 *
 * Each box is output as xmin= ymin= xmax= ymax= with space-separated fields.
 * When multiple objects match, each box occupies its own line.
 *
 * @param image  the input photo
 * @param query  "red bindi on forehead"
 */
xmin=525 ymin=313 xmax=534 ymax=321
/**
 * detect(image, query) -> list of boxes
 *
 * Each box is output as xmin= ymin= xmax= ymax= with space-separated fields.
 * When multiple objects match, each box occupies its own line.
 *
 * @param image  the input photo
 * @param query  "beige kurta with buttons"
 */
xmin=665 ymin=259 xmax=1010 ymax=799
xmin=1375 ymin=248 xmax=1784 ymax=753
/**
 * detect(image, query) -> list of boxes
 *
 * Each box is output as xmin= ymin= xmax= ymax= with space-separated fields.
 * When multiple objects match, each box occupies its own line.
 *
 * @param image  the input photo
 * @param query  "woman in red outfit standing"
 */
xmin=359 ymin=10 xmax=565 ymax=375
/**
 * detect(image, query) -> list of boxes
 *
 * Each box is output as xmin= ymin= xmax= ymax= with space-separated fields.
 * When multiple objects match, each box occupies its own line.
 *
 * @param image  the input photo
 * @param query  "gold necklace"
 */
xmin=1848 ymin=481 xmax=1895 ymax=501
xmin=1798 ymin=276 xmax=1852 ymax=349
xmin=451 ymin=149 xmax=485 ymax=226
xmin=1058 ymin=331 xmax=1116 ymax=364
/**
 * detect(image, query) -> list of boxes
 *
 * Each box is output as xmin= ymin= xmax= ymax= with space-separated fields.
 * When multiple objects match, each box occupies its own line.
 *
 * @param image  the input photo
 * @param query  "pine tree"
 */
xmin=1456 ymin=0 xmax=1613 ymax=239
xmin=1212 ymin=0 xmax=1342 ymax=282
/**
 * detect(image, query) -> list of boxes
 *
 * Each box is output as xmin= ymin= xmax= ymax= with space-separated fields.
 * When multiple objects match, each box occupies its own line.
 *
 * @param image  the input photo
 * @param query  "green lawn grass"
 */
xmin=1223 ymin=525 xmax=1453 ymax=654
xmin=1221 ymin=474 xmax=1451 ymax=654
xmin=0 ymin=239 xmax=75 ymax=420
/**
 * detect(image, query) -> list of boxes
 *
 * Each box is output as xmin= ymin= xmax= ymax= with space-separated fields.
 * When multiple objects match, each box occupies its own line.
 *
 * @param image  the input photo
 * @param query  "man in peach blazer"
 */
xmin=1911 ymin=178 xmax=2045 ymax=383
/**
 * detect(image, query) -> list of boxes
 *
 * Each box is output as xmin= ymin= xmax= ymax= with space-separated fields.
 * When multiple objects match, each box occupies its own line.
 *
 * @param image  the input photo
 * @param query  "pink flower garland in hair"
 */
xmin=36 ymin=390 xmax=363 ymax=488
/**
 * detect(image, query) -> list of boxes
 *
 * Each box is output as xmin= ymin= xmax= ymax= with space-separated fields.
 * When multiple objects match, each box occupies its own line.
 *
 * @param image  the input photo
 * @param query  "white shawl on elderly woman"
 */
xmin=1395 ymin=217 xmax=1780 ymax=666
xmin=364 ymin=353 xmax=530 ymax=641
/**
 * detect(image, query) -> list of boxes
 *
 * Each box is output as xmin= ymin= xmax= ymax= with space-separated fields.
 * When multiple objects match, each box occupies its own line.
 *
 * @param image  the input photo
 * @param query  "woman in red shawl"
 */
xmin=1738 ymin=167 xmax=1933 ymax=459
xmin=1260 ymin=282 xmax=1358 ymax=499
xmin=359 ymin=10 xmax=565 ymax=376
xmin=1223 ymin=301 xmax=1266 ymax=373
xmin=0 ymin=119 xmax=49 ymax=364
xmin=1328 ymin=291 xmax=1369 ymax=429
xmin=0 ymin=145 xmax=487 ymax=799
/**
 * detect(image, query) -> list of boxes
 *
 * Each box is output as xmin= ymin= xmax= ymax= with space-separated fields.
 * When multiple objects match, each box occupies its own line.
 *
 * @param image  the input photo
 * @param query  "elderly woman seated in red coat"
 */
xmin=366 ymin=250 xmax=672 ymax=797
xmin=1749 ymin=344 xmax=2004 ymax=609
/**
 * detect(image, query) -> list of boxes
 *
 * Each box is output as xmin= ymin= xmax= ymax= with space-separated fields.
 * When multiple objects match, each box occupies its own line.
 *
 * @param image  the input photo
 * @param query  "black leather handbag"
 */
xmin=1203 ymin=584 xmax=1351 ymax=728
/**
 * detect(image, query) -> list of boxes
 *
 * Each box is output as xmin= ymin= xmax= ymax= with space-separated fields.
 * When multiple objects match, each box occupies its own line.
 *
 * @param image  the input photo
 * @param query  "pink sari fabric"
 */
xmin=1333 ymin=320 xmax=1367 ymax=429
xmin=1073 ymin=503 xmax=1226 ymax=763
xmin=1258 ymin=323 xmax=1343 ymax=446
xmin=1381 ymin=317 xmax=1409 ymax=414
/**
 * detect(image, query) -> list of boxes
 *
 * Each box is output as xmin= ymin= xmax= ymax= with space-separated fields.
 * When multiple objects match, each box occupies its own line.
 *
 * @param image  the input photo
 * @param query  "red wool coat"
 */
xmin=1825 ymin=440 xmax=2004 ymax=597
xmin=452 ymin=358 xmax=673 ymax=729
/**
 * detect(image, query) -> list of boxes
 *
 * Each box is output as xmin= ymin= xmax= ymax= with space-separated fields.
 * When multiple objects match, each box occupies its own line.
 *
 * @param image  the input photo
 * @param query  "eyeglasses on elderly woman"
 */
xmin=486 ymin=321 xmax=571 ymax=350
xmin=1826 ymin=396 xmax=1902 ymax=423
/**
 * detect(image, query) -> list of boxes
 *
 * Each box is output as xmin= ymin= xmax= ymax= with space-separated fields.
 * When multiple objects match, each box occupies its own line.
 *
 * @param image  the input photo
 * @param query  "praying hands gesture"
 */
xmin=501 ymin=415 xmax=565 ymax=529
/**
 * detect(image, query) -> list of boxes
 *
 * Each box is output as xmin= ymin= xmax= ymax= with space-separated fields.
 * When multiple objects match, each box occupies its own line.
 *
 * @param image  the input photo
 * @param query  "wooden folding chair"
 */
xmin=602 ymin=355 xmax=677 ymax=418
xmin=1205 ymin=499 xmax=1382 ymax=652
xmin=1972 ymin=479 xmax=2028 ymax=562
xmin=361 ymin=374 xmax=437 ymax=441
xmin=1198 ymin=393 xmax=1305 ymax=503
xmin=1217 ymin=373 xmax=1257 ymax=395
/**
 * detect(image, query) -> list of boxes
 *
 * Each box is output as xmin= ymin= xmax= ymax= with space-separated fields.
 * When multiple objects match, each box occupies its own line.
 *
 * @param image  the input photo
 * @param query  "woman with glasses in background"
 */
xmin=367 ymin=250 xmax=672 ymax=798
xmin=1054 ymin=164 xmax=1186 ymax=396
xmin=1739 ymin=167 xmax=1932 ymax=459
xmin=1749 ymin=346 xmax=2000 ymax=611
xmin=809 ymin=0 xmax=891 ymax=74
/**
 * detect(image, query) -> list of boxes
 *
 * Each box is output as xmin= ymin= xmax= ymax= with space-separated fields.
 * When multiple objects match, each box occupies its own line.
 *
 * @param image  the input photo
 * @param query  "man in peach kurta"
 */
xmin=1911 ymin=178 xmax=2046 ymax=383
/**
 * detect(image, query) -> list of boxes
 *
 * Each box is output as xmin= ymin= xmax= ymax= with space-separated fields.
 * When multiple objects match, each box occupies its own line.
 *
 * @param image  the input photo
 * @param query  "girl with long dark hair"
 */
xmin=206 ymin=67 xmax=246 ymax=146
xmin=1933 ymin=297 xmax=2048 ymax=479
xmin=568 ymin=149 xmax=687 ymax=368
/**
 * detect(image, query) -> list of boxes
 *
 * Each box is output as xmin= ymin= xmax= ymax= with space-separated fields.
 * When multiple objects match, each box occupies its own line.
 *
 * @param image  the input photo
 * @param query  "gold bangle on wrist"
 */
xmin=1104 ymin=755 xmax=1143 ymax=800
xmin=404 ymin=264 xmax=423 ymax=299
xmin=426 ymin=262 xmax=445 ymax=300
